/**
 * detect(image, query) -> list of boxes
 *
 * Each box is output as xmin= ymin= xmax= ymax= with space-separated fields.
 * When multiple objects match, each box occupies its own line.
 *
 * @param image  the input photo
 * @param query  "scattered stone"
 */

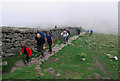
xmin=15 ymin=60 xmax=25 ymax=67
xmin=38 ymin=72 xmax=43 ymax=76
xmin=56 ymin=73 xmax=61 ymax=77
xmin=102 ymin=77 xmax=110 ymax=79
xmin=94 ymin=73 xmax=100 ymax=79
xmin=87 ymin=67 xmax=92 ymax=71
xmin=106 ymin=54 xmax=113 ymax=58
xmin=11 ymin=67 xmax=17 ymax=73
xmin=82 ymin=58 xmax=86 ymax=61
xmin=114 ymin=56 xmax=118 ymax=60
xmin=77 ymin=45 xmax=82 ymax=47
xmin=44 ymin=67 xmax=54 ymax=73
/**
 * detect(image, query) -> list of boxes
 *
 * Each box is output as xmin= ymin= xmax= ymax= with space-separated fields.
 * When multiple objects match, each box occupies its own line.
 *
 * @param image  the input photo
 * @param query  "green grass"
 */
xmin=2 ymin=33 xmax=118 ymax=79
xmin=2 ymin=65 xmax=37 ymax=79
xmin=37 ymin=32 xmax=118 ymax=79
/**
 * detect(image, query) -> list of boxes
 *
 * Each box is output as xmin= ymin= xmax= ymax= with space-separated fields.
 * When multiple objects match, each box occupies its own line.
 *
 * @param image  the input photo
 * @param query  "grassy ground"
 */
xmin=2 ymin=33 xmax=118 ymax=79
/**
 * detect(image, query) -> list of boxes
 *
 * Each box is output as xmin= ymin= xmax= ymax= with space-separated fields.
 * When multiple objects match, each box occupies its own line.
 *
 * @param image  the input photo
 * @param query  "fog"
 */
xmin=1 ymin=2 xmax=118 ymax=35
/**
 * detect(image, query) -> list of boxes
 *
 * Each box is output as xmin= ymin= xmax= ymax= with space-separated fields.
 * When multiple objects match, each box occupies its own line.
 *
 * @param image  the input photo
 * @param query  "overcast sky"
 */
xmin=0 ymin=0 xmax=118 ymax=34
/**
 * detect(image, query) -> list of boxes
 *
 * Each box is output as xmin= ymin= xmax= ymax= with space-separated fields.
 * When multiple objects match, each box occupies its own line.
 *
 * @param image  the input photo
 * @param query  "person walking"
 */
xmin=66 ymin=29 xmax=70 ymax=42
xmin=89 ymin=28 xmax=93 ymax=36
xmin=34 ymin=33 xmax=46 ymax=58
xmin=61 ymin=31 xmax=69 ymax=44
xmin=20 ymin=42 xmax=32 ymax=66
xmin=45 ymin=31 xmax=53 ymax=54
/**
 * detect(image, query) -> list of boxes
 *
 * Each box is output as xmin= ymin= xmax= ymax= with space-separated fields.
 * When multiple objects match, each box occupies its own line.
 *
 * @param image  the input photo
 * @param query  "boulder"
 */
xmin=15 ymin=60 xmax=25 ymax=68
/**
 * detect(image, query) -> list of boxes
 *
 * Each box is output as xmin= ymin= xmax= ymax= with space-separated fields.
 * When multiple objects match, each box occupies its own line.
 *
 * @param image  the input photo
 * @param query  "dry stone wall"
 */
xmin=0 ymin=27 xmax=85 ymax=57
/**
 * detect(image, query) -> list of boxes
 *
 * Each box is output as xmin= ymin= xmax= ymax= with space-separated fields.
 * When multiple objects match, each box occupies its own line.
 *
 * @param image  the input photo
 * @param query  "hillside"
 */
xmin=2 ymin=32 xmax=118 ymax=80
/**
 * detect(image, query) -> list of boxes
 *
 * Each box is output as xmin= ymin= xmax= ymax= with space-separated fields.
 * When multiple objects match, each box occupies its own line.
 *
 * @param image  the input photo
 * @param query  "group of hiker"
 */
xmin=20 ymin=28 xmax=93 ymax=66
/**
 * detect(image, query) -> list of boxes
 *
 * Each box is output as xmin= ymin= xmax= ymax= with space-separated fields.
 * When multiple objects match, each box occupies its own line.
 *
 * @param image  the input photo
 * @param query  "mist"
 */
xmin=1 ymin=2 xmax=118 ymax=35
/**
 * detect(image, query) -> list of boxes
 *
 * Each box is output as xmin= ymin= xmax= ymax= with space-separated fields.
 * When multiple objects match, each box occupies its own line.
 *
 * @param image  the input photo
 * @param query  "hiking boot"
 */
xmin=27 ymin=63 xmax=29 ymax=66
xmin=42 ymin=55 xmax=45 ymax=58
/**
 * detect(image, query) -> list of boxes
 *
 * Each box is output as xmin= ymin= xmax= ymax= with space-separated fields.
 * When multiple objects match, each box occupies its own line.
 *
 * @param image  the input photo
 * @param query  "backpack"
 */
xmin=35 ymin=32 xmax=45 ymax=39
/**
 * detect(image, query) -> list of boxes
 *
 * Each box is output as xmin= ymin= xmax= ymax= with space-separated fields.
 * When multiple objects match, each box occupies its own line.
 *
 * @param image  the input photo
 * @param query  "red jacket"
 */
xmin=21 ymin=47 xmax=32 ymax=57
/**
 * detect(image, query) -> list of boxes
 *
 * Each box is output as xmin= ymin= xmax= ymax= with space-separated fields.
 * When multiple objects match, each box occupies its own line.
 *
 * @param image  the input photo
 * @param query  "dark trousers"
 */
xmin=25 ymin=54 xmax=29 ymax=63
xmin=64 ymin=37 xmax=68 ymax=44
xmin=48 ymin=41 xmax=52 ymax=52
xmin=89 ymin=32 xmax=93 ymax=36
xmin=37 ymin=45 xmax=44 ymax=57
xmin=78 ymin=31 xmax=80 ymax=35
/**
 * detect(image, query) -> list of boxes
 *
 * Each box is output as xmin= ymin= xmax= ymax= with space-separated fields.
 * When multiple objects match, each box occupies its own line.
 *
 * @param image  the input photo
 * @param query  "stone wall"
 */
xmin=0 ymin=27 xmax=85 ymax=57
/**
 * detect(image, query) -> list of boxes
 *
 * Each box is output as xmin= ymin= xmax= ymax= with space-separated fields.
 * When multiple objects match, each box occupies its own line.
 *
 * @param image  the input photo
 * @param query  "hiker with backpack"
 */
xmin=34 ymin=33 xmax=46 ymax=58
xmin=89 ymin=28 xmax=93 ymax=36
xmin=76 ymin=28 xmax=80 ymax=35
xmin=45 ymin=31 xmax=53 ymax=54
xmin=20 ymin=42 xmax=32 ymax=66
xmin=61 ymin=30 xmax=69 ymax=44
xmin=66 ymin=29 xmax=70 ymax=42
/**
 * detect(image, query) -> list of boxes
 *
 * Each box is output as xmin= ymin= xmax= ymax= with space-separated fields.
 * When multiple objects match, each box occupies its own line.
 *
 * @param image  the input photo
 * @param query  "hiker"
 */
xmin=34 ymin=33 xmax=46 ymax=58
xmin=76 ymin=28 xmax=80 ymax=35
xmin=89 ymin=28 xmax=93 ymax=36
xmin=61 ymin=30 xmax=69 ymax=44
xmin=66 ymin=29 xmax=70 ymax=41
xmin=55 ymin=25 xmax=57 ymax=29
xmin=45 ymin=31 xmax=53 ymax=54
xmin=20 ymin=42 xmax=31 ymax=66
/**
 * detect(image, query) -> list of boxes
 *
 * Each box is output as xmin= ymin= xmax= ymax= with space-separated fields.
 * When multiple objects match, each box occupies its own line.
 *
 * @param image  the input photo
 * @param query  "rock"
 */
xmin=14 ymin=33 xmax=19 ymax=38
xmin=8 ymin=29 xmax=15 ymax=33
xmin=56 ymin=73 xmax=61 ymax=77
xmin=15 ymin=29 xmax=20 ymax=33
xmin=7 ymin=34 xmax=13 ymax=39
xmin=94 ymin=73 xmax=100 ymax=79
xmin=106 ymin=54 xmax=113 ymax=58
xmin=1 ymin=61 xmax=7 ymax=66
xmin=35 ymin=65 xmax=40 ymax=71
xmin=44 ymin=67 xmax=54 ymax=73
xmin=11 ymin=67 xmax=17 ymax=73
xmin=6 ymin=48 xmax=17 ymax=53
xmin=2 ymin=46 xmax=6 ymax=52
xmin=114 ymin=56 xmax=118 ymax=60
xmin=16 ymin=37 xmax=23 ymax=41
xmin=15 ymin=60 xmax=25 ymax=67
xmin=2 ymin=39 xmax=11 ymax=42
xmin=5 ymin=43 xmax=13 ymax=49
xmin=82 ymin=58 xmax=86 ymax=61
xmin=102 ymin=77 xmax=110 ymax=79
